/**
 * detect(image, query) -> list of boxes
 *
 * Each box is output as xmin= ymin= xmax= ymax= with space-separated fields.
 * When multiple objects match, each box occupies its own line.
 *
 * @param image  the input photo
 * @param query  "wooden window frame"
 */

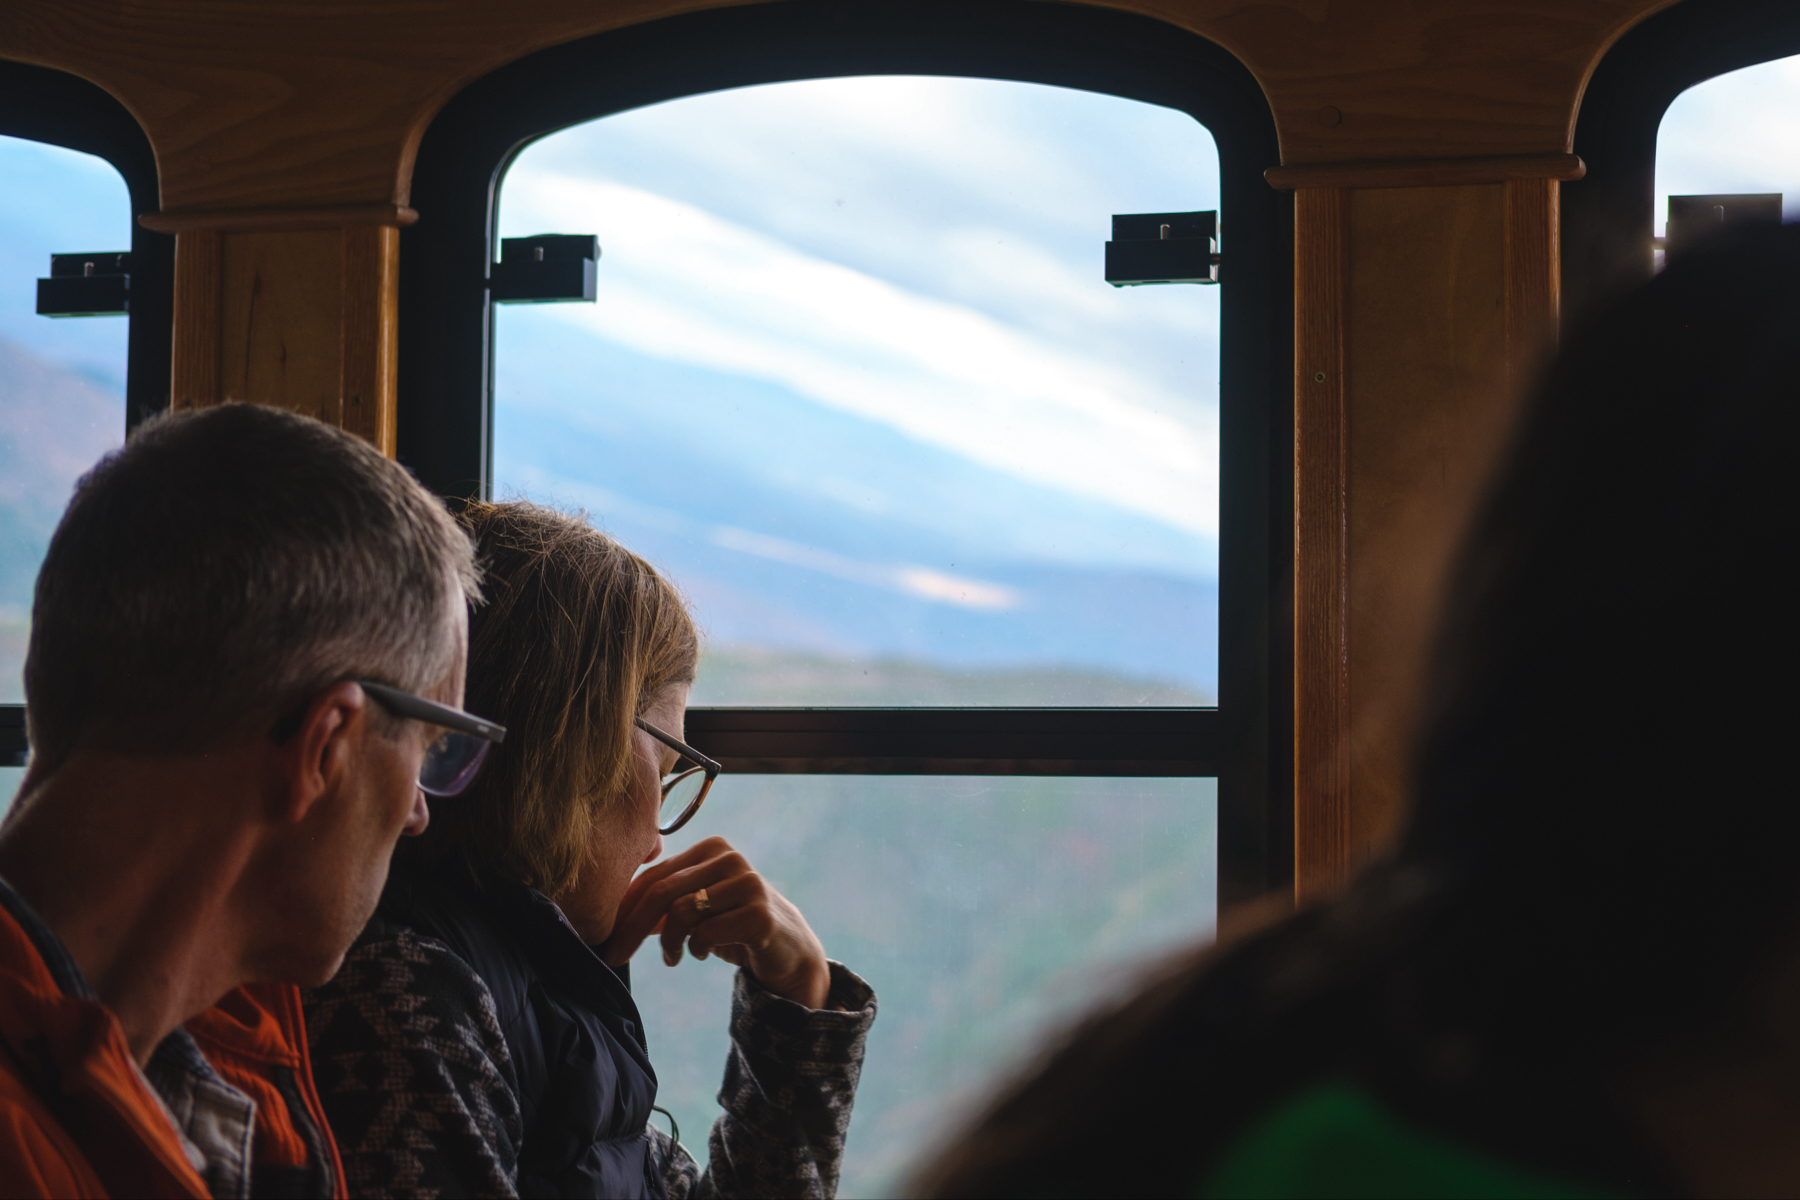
xmin=0 ymin=60 xmax=173 ymax=430
xmin=1 ymin=61 xmax=170 ymax=769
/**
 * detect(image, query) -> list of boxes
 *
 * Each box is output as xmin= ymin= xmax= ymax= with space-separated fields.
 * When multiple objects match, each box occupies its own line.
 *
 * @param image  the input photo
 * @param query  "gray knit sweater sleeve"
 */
xmin=652 ymin=962 xmax=878 ymax=1199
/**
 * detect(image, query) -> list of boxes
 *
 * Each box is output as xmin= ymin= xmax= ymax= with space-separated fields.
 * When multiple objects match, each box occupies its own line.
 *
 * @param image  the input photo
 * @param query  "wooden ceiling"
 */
xmin=0 ymin=0 xmax=1679 ymax=217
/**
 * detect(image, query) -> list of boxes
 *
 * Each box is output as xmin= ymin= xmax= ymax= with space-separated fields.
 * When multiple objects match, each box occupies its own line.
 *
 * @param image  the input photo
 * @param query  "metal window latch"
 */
xmin=490 ymin=235 xmax=600 ymax=303
xmin=36 ymin=252 xmax=130 ymax=317
xmin=1105 ymin=211 xmax=1219 ymax=286
xmin=1653 ymin=193 xmax=1782 ymax=259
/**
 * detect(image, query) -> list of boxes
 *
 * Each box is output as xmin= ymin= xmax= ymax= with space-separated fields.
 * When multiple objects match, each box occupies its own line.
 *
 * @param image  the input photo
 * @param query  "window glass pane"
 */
xmin=0 ymin=768 xmax=21 ymax=818
xmin=1655 ymin=53 xmax=1800 ymax=266
xmin=635 ymin=774 xmax=1215 ymax=1196
xmin=494 ymin=78 xmax=1220 ymax=705
xmin=1 ymin=135 xmax=131 ymax=707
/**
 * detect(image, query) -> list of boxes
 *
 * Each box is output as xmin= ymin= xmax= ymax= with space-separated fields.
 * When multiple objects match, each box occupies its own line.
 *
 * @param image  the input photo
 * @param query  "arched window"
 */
xmin=400 ymin=5 xmax=1285 ymax=1185
xmin=495 ymin=75 xmax=1219 ymax=1189
xmin=494 ymin=77 xmax=1221 ymax=707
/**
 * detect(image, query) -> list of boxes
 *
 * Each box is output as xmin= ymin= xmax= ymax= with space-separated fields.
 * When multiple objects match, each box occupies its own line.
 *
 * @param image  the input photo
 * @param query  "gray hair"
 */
xmin=24 ymin=404 xmax=479 ymax=767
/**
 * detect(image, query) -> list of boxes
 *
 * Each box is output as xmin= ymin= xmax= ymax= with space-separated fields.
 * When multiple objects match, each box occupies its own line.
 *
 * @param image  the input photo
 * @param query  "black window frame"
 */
xmin=0 ymin=60 xmax=173 ymax=431
xmin=418 ymin=0 xmax=1298 ymax=904
xmin=1563 ymin=0 xmax=1800 ymax=326
xmin=1 ymin=60 xmax=172 ymax=773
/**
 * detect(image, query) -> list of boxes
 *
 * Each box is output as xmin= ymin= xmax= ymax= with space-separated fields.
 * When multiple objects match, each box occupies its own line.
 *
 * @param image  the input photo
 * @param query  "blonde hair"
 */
xmin=420 ymin=501 xmax=698 ymax=898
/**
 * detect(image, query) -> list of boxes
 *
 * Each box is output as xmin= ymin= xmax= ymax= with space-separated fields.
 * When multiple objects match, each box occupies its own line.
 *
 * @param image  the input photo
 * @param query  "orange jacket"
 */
xmin=0 ymin=900 xmax=347 ymax=1199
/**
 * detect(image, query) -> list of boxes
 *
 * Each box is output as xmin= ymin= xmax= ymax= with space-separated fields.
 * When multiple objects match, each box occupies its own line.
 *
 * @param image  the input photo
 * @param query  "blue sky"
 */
xmin=0 ymin=138 xmax=131 ymax=395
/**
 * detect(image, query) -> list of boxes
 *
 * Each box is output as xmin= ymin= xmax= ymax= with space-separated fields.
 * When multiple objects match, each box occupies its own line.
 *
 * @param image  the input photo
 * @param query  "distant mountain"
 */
xmin=497 ymin=321 xmax=1219 ymax=697
xmin=693 ymin=644 xmax=1211 ymax=706
xmin=0 ymin=335 xmax=125 ymax=700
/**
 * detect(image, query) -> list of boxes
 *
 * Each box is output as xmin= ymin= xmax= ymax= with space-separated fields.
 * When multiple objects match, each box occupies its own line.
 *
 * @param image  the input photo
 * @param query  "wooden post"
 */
xmin=1292 ymin=187 xmax=1352 ymax=900
xmin=145 ymin=206 xmax=413 ymax=454
xmin=1273 ymin=156 xmax=1581 ymax=902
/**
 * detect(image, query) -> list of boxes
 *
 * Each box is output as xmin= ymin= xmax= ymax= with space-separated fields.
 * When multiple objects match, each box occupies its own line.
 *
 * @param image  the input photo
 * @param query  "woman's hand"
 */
xmin=600 ymin=836 xmax=832 ymax=1010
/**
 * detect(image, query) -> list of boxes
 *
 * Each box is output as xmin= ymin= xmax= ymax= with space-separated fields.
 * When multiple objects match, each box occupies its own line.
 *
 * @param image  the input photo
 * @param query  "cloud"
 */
xmin=504 ymin=172 xmax=1219 ymax=537
xmin=710 ymin=525 xmax=1018 ymax=610
xmin=519 ymin=76 xmax=1219 ymax=250
xmin=499 ymin=465 xmax=1019 ymax=610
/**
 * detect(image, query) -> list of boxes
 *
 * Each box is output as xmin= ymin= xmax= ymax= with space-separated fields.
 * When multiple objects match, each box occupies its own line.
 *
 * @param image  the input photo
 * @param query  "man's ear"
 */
xmin=276 ymin=681 xmax=370 ymax=825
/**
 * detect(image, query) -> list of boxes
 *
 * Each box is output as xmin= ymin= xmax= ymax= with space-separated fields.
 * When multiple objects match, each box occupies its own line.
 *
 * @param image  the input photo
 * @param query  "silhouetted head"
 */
xmin=1402 ymin=222 xmax=1800 ymax=1053
xmin=911 ymin=224 xmax=1800 ymax=1198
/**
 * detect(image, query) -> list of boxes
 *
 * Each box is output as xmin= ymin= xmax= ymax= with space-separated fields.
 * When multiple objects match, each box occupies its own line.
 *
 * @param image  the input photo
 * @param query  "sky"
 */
xmin=499 ymin=78 xmax=1221 ymax=538
xmin=0 ymin=137 xmax=131 ymax=393
xmin=1654 ymin=52 xmax=1800 ymax=230
xmin=491 ymin=76 xmax=1224 ymax=696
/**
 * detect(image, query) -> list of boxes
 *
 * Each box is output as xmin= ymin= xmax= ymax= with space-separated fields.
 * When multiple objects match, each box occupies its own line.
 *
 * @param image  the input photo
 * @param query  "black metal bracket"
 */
xmin=1655 ymin=192 xmax=1783 ymax=258
xmin=490 ymin=235 xmax=599 ymax=303
xmin=1105 ymin=210 xmax=1219 ymax=286
xmin=36 ymin=251 xmax=130 ymax=317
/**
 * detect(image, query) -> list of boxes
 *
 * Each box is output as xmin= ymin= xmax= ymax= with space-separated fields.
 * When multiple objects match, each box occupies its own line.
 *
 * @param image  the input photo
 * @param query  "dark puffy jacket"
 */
xmin=379 ymin=859 xmax=663 ymax=1198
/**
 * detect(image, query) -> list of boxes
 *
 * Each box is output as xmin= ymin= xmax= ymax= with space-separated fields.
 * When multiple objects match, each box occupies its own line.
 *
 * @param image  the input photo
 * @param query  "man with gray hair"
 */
xmin=0 ymin=404 xmax=497 ymax=1198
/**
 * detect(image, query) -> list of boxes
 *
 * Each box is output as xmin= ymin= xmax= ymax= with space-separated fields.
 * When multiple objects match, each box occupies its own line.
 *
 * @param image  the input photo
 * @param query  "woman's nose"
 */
xmin=642 ymin=833 xmax=665 ymax=864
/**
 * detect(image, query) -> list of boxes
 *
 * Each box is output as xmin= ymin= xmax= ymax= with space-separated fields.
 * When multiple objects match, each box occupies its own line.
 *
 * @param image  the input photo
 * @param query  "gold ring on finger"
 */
xmin=694 ymin=887 xmax=711 ymax=912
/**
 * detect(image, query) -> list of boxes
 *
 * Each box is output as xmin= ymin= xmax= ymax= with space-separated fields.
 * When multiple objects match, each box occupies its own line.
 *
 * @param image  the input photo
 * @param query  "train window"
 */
xmin=1 ymin=133 xmax=131 ymax=812
xmin=492 ymin=77 xmax=1220 ymax=707
xmin=488 ymin=75 xmax=1224 ymax=1187
xmin=1654 ymin=52 xmax=1800 ymax=266
xmin=640 ymin=773 xmax=1216 ymax=1196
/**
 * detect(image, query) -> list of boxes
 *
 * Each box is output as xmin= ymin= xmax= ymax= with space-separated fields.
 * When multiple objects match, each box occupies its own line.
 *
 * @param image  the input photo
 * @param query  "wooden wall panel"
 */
xmin=167 ymin=222 xmax=400 ymax=452
xmin=170 ymin=230 xmax=223 ymax=409
xmin=1292 ymin=187 xmax=1350 ymax=902
xmin=1296 ymin=182 xmax=1523 ymax=900
xmin=220 ymin=231 xmax=344 ymax=422
xmin=339 ymin=225 xmax=400 ymax=454
xmin=1504 ymin=176 xmax=1562 ymax=388
xmin=1343 ymin=184 xmax=1509 ymax=870
xmin=0 ymin=1 xmax=1682 ymax=218
xmin=1287 ymin=170 xmax=1568 ymax=900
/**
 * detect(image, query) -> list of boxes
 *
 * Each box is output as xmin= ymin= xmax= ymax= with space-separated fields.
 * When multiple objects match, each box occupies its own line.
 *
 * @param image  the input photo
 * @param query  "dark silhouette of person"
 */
xmin=914 ymin=223 xmax=1800 ymax=1199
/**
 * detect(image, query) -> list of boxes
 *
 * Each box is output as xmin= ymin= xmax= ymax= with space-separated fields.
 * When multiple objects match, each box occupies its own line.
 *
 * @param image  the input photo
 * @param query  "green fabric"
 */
xmin=1198 ymin=1083 xmax=1619 ymax=1200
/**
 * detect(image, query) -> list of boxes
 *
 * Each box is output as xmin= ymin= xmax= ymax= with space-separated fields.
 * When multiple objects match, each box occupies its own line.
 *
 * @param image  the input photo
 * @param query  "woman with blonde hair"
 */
xmin=305 ymin=501 xmax=876 ymax=1198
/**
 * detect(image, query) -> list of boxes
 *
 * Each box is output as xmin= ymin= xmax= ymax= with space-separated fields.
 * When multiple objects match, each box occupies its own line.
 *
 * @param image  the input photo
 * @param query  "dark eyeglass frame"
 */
xmin=355 ymin=680 xmax=506 ymax=744
xmin=635 ymin=716 xmax=721 ymax=836
xmin=269 ymin=679 xmax=506 ymax=798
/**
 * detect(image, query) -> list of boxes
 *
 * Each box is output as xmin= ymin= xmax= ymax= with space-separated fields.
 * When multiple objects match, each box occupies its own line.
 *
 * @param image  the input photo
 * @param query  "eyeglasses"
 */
xmin=269 ymin=679 xmax=506 ymax=798
xmin=358 ymin=681 xmax=506 ymax=797
xmin=634 ymin=717 xmax=721 ymax=835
